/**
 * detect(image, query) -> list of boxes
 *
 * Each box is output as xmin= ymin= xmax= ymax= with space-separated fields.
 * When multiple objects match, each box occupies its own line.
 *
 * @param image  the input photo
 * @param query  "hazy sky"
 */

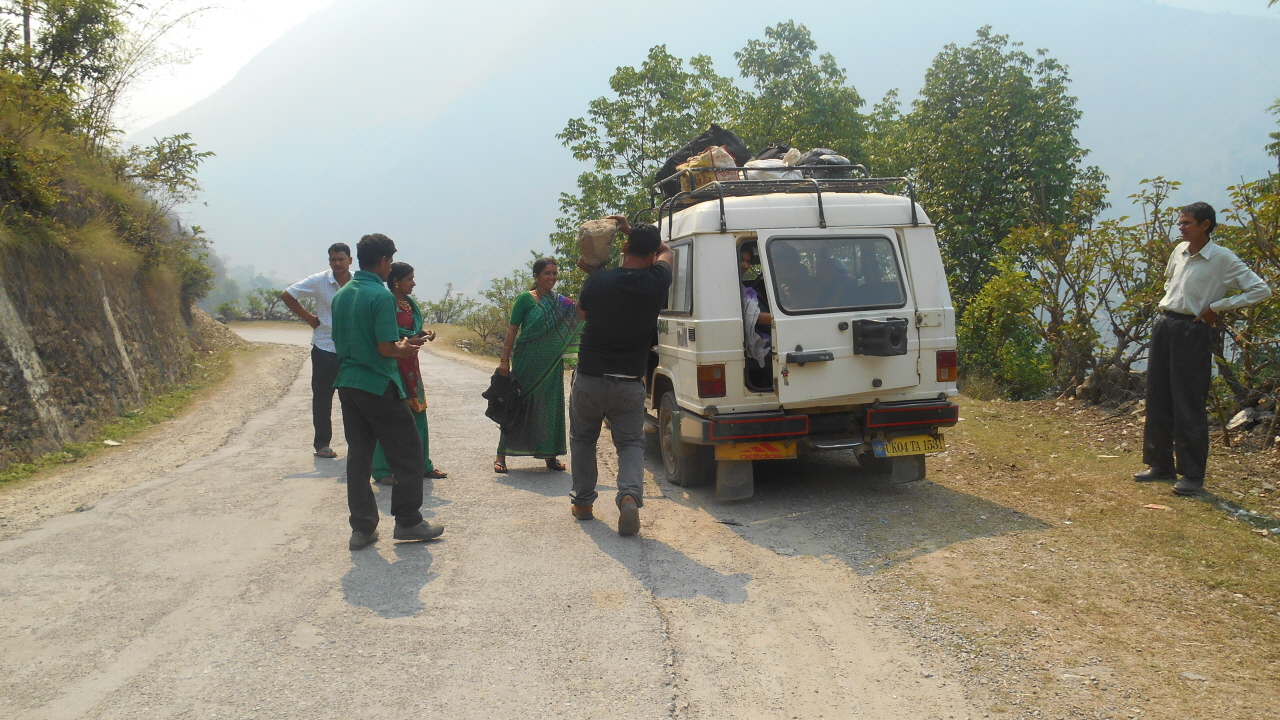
xmin=120 ymin=0 xmax=1277 ymax=135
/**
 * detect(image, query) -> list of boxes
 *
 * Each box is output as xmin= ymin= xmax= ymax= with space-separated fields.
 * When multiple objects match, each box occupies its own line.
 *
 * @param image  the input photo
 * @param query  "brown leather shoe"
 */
xmin=617 ymin=495 xmax=640 ymax=536
xmin=571 ymin=504 xmax=594 ymax=521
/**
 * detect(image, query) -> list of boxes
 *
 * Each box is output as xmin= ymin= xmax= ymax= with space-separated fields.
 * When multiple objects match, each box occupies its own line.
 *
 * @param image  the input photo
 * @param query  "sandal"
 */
xmin=314 ymin=447 xmax=338 ymax=459
xmin=545 ymin=458 xmax=566 ymax=472
xmin=426 ymin=469 xmax=449 ymax=479
xmin=493 ymin=458 xmax=508 ymax=474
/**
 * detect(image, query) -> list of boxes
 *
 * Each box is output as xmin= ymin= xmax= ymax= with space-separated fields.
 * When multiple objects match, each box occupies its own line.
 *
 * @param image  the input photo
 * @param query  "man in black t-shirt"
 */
xmin=569 ymin=217 xmax=673 ymax=536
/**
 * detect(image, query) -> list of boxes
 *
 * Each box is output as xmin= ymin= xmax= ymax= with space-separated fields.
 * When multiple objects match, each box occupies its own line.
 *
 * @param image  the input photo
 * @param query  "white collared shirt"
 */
xmin=285 ymin=269 xmax=347 ymax=352
xmin=1158 ymin=240 xmax=1271 ymax=316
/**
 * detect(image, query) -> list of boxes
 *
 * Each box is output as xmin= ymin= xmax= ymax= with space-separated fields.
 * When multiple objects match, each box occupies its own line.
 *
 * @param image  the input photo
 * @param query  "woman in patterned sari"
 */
xmin=372 ymin=262 xmax=447 ymax=484
xmin=494 ymin=257 xmax=582 ymax=473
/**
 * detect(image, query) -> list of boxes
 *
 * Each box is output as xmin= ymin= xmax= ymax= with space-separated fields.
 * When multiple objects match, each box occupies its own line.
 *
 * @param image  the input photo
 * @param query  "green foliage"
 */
xmin=552 ymin=44 xmax=740 ymax=296
xmin=872 ymin=27 xmax=1102 ymax=312
xmin=1214 ymin=174 xmax=1280 ymax=409
xmin=214 ymin=299 xmax=241 ymax=320
xmin=0 ymin=4 xmax=216 ymax=307
xmin=956 ymin=258 xmax=1052 ymax=400
xmin=732 ymin=20 xmax=866 ymax=162
xmin=550 ymin=23 xmax=871 ymax=297
xmin=125 ymin=132 xmax=213 ymax=212
xmin=1266 ymin=98 xmax=1279 ymax=174
xmin=420 ymin=282 xmax=477 ymax=325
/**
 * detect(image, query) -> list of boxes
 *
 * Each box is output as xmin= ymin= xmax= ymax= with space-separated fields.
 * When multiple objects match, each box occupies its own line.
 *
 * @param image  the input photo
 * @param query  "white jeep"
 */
xmin=644 ymin=175 xmax=959 ymax=500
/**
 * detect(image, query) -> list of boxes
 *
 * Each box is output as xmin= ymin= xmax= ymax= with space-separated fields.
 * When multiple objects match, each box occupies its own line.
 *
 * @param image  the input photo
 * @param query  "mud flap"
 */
xmin=716 ymin=460 xmax=754 ymax=501
xmin=890 ymin=454 xmax=926 ymax=483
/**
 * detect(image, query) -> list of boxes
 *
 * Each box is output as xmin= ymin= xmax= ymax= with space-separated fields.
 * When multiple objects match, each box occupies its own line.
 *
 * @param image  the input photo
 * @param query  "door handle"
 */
xmin=784 ymin=351 xmax=834 ymax=364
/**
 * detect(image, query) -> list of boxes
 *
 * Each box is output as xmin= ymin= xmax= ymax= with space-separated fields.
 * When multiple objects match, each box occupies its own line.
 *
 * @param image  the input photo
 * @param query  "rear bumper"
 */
xmin=679 ymin=401 xmax=958 ymax=447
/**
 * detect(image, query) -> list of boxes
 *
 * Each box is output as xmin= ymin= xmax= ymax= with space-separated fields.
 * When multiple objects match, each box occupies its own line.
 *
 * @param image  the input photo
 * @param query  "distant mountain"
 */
xmin=139 ymin=0 xmax=1280 ymax=297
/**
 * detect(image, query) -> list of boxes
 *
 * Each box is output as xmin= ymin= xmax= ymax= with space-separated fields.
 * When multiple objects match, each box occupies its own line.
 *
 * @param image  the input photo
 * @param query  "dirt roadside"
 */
xmin=871 ymin=398 xmax=1280 ymax=720
xmin=0 ymin=343 xmax=307 ymax=541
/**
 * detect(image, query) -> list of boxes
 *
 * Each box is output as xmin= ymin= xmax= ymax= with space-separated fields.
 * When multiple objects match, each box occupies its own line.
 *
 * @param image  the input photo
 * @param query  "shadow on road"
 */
xmin=495 ymin=466 xmax=575 ymax=497
xmin=578 ymin=520 xmax=751 ymax=604
xmin=341 ymin=541 xmax=438 ymax=618
xmin=283 ymin=456 xmax=345 ymax=480
xmin=644 ymin=437 xmax=1047 ymax=576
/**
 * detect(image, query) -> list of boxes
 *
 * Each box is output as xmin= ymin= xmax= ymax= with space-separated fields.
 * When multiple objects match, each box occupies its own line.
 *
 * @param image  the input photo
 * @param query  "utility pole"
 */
xmin=22 ymin=1 xmax=31 ymax=48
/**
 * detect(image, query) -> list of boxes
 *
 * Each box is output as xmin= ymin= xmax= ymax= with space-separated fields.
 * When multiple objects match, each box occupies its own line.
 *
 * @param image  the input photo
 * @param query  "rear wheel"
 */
xmin=658 ymin=391 xmax=713 ymax=487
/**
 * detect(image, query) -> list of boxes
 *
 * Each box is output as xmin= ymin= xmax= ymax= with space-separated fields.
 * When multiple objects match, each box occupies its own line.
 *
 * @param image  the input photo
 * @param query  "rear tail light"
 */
xmin=936 ymin=350 xmax=958 ymax=383
xmin=697 ymin=364 xmax=726 ymax=398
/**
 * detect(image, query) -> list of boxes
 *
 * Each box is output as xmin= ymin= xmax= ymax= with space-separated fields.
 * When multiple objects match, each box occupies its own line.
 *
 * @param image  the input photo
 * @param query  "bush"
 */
xmin=957 ymin=260 xmax=1052 ymax=400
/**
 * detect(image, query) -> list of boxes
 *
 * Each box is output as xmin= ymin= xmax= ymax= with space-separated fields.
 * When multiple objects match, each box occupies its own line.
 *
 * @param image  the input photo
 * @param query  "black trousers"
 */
xmin=311 ymin=346 xmax=341 ymax=450
xmin=1143 ymin=313 xmax=1215 ymax=480
xmin=339 ymin=384 xmax=425 ymax=535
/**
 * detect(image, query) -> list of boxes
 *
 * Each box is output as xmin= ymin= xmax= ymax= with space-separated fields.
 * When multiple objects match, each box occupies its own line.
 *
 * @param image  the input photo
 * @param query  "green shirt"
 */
xmin=332 ymin=270 xmax=407 ymax=399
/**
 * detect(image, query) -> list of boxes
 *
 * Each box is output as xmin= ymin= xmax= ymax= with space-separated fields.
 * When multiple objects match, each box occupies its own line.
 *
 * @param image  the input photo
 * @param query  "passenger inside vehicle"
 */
xmin=739 ymin=243 xmax=774 ymax=390
xmin=812 ymin=253 xmax=856 ymax=308
xmin=770 ymin=242 xmax=815 ymax=309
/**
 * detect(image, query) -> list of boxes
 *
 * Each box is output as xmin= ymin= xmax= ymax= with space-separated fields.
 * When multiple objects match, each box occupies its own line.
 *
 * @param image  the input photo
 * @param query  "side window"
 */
xmin=666 ymin=243 xmax=693 ymax=314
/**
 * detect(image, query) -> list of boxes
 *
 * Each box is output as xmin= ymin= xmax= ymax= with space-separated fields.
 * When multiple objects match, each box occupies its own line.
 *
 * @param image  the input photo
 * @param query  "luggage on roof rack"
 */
xmin=655 ymin=124 xmax=751 ymax=199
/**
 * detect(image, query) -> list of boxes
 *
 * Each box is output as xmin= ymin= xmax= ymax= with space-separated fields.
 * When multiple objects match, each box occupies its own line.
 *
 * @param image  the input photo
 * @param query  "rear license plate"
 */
xmin=715 ymin=440 xmax=798 ymax=461
xmin=872 ymin=434 xmax=946 ymax=458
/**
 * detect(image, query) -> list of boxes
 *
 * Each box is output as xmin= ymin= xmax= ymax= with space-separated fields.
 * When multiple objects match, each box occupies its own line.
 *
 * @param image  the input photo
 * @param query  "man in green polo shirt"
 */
xmin=333 ymin=233 xmax=445 ymax=550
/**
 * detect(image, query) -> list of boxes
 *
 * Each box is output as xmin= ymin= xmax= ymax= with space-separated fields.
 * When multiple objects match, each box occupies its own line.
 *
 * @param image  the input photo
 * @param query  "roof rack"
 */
xmin=648 ymin=168 xmax=917 ymax=236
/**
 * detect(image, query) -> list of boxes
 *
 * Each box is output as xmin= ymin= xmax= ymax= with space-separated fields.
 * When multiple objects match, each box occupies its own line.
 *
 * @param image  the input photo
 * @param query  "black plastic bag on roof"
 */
xmin=750 ymin=142 xmax=792 ymax=161
xmin=795 ymin=148 xmax=854 ymax=179
xmin=655 ymin=124 xmax=752 ymax=198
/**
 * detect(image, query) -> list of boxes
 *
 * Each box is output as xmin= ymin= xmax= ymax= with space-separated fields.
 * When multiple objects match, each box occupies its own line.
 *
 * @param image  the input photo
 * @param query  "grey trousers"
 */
xmin=569 ymin=373 xmax=647 ymax=508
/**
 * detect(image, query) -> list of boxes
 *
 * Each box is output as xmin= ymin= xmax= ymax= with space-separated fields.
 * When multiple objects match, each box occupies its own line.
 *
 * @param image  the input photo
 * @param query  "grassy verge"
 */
xmin=0 ymin=347 xmax=242 ymax=486
xmin=876 ymin=397 xmax=1280 ymax=719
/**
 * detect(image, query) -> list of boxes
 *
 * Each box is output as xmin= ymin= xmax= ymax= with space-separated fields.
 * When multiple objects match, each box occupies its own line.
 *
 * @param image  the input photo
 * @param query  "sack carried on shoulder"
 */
xmin=577 ymin=219 xmax=618 ymax=268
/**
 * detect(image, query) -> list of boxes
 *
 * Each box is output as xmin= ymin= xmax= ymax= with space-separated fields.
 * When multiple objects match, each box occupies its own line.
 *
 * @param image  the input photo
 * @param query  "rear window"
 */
xmin=766 ymin=236 xmax=907 ymax=313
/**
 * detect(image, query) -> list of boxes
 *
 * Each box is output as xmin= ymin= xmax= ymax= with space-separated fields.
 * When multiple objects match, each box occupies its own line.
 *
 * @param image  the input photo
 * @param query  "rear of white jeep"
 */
xmin=646 ymin=177 xmax=958 ymax=501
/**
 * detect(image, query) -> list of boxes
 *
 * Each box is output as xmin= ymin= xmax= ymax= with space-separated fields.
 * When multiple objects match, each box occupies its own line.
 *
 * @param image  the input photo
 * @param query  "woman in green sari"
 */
xmin=372 ymin=262 xmax=447 ymax=484
xmin=494 ymin=257 xmax=582 ymax=473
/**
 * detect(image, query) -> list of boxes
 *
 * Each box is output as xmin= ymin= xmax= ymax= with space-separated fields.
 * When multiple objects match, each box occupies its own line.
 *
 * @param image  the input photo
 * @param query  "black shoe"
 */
xmin=349 ymin=529 xmax=379 ymax=550
xmin=393 ymin=521 xmax=444 ymax=541
xmin=1134 ymin=467 xmax=1176 ymax=482
xmin=1173 ymin=477 xmax=1205 ymax=496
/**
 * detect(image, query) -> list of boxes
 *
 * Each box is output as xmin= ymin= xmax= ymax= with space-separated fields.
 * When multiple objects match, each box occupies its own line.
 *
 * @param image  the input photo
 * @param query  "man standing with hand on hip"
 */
xmin=569 ymin=216 xmax=672 ymax=535
xmin=282 ymin=243 xmax=352 ymax=459
xmin=332 ymin=233 xmax=445 ymax=550
xmin=1135 ymin=202 xmax=1271 ymax=496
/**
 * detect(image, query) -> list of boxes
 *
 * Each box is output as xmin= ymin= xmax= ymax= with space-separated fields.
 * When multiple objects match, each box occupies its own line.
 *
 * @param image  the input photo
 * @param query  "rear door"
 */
xmin=759 ymin=230 xmax=920 ymax=404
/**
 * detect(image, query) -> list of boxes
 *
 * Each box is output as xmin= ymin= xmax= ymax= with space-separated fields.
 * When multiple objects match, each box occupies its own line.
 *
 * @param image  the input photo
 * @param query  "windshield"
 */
xmin=766 ymin=236 xmax=907 ymax=313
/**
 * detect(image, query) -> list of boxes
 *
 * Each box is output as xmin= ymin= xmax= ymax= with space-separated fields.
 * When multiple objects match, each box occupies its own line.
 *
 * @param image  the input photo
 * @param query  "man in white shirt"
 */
xmin=281 ymin=243 xmax=353 ymax=458
xmin=1135 ymin=202 xmax=1271 ymax=496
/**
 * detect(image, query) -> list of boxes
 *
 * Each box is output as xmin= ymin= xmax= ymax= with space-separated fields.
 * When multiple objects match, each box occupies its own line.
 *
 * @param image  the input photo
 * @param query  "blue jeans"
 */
xmin=569 ymin=373 xmax=647 ymax=508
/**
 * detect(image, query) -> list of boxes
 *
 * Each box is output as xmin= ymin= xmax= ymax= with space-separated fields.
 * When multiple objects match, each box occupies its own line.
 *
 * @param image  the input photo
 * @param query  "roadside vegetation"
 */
xmin=1 ymin=0 xmax=215 ymax=306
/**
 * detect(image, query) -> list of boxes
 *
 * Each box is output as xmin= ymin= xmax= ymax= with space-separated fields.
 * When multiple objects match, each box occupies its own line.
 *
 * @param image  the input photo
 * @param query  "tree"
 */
xmin=125 ymin=132 xmax=213 ymax=212
xmin=873 ymin=27 xmax=1103 ymax=311
xmin=732 ymin=20 xmax=866 ymax=163
xmin=420 ymin=282 xmax=477 ymax=325
xmin=1266 ymin=98 xmax=1279 ymax=174
xmin=551 ymin=44 xmax=741 ymax=296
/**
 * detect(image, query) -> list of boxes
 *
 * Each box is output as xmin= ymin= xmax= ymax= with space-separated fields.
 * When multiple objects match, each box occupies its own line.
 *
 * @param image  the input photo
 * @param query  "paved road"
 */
xmin=0 ymin=327 xmax=999 ymax=719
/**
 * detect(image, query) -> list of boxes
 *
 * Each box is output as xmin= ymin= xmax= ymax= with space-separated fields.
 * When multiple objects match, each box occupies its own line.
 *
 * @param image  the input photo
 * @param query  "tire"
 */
xmin=658 ymin=391 xmax=714 ymax=487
